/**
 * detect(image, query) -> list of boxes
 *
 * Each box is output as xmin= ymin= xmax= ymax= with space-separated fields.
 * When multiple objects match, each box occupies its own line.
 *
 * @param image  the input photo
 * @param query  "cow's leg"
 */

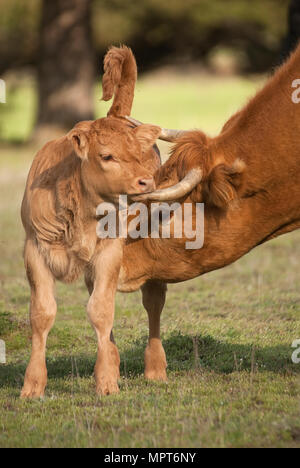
xmin=87 ymin=240 xmax=122 ymax=395
xmin=142 ymin=281 xmax=167 ymax=381
xmin=21 ymin=239 xmax=57 ymax=398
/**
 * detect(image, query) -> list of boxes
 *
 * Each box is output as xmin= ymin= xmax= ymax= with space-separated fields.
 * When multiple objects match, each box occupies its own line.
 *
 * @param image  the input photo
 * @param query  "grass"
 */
xmin=0 ymin=71 xmax=299 ymax=448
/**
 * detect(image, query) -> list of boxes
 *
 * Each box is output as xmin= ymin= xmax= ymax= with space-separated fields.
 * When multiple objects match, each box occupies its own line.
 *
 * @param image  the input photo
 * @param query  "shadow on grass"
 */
xmin=0 ymin=332 xmax=298 ymax=389
xmin=121 ymin=332 xmax=300 ymax=376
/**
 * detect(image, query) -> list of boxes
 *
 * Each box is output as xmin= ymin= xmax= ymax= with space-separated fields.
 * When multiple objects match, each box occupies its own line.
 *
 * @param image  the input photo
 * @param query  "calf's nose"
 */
xmin=136 ymin=177 xmax=156 ymax=193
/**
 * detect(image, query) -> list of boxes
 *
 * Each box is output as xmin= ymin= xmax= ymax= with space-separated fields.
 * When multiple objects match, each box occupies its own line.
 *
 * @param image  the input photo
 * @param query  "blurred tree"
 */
xmin=0 ymin=0 xmax=40 ymax=74
xmin=0 ymin=0 xmax=290 ymax=77
xmin=36 ymin=0 xmax=95 ymax=135
xmin=93 ymin=0 xmax=289 ymax=72
xmin=280 ymin=0 xmax=300 ymax=62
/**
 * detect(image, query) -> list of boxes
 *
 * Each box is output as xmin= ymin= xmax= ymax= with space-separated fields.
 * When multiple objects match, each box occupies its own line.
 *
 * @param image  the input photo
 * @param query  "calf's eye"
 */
xmin=101 ymin=155 xmax=114 ymax=161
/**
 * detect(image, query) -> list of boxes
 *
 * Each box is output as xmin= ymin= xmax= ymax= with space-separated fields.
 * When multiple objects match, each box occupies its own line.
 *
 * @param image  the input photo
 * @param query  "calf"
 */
xmin=21 ymin=46 xmax=161 ymax=398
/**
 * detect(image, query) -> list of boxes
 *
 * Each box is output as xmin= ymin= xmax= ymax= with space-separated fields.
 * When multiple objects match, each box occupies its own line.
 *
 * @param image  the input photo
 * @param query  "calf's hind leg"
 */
xmin=142 ymin=281 xmax=167 ymax=381
xmin=21 ymin=239 xmax=57 ymax=398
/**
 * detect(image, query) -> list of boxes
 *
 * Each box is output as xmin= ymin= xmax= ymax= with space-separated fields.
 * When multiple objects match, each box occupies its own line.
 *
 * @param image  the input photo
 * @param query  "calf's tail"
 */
xmin=102 ymin=45 xmax=137 ymax=117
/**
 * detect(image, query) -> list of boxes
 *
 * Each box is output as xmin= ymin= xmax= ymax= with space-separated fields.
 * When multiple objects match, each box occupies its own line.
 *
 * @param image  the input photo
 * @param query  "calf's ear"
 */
xmin=134 ymin=124 xmax=161 ymax=153
xmin=68 ymin=129 xmax=89 ymax=160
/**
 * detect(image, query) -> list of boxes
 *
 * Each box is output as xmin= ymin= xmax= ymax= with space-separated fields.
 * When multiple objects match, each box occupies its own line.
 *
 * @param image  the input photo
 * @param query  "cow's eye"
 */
xmin=101 ymin=154 xmax=114 ymax=161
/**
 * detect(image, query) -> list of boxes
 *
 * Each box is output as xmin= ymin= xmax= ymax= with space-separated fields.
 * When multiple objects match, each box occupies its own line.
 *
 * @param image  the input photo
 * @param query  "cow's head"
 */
xmin=68 ymin=117 xmax=161 ymax=202
xmin=126 ymin=117 xmax=246 ymax=208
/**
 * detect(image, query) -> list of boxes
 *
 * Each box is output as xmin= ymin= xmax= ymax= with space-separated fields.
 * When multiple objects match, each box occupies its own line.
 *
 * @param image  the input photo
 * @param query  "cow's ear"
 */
xmin=68 ymin=129 xmax=89 ymax=160
xmin=134 ymin=124 xmax=161 ymax=153
xmin=203 ymin=159 xmax=246 ymax=209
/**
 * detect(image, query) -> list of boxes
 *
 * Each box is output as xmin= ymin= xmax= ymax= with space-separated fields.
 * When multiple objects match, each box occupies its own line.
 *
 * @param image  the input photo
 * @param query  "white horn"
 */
xmin=131 ymin=168 xmax=203 ymax=202
xmin=159 ymin=128 xmax=186 ymax=142
xmin=126 ymin=116 xmax=186 ymax=142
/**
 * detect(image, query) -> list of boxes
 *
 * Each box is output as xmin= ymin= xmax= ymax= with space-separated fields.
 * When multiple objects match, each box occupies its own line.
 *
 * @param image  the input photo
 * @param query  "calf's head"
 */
xmin=66 ymin=45 xmax=162 ymax=203
xmin=68 ymin=117 xmax=161 ymax=202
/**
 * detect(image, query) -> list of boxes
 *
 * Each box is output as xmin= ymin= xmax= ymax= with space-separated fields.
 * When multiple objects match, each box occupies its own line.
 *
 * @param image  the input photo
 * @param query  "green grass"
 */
xmin=0 ymin=72 xmax=299 ymax=448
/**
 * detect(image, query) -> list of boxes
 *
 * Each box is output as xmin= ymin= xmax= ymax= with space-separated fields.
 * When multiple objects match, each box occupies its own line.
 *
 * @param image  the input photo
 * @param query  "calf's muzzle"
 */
xmin=136 ymin=177 xmax=156 ymax=193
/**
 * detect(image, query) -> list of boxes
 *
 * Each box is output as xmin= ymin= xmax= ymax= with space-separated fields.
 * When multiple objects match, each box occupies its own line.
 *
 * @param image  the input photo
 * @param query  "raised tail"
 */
xmin=102 ymin=45 xmax=137 ymax=117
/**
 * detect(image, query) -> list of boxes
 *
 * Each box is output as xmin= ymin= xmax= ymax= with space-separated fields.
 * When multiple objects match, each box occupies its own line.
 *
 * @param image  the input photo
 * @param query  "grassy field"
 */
xmin=0 ymin=72 xmax=299 ymax=448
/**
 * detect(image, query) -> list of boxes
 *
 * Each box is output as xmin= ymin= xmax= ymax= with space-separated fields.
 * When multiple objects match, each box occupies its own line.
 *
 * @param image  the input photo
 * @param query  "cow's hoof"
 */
xmin=96 ymin=378 xmax=120 ymax=396
xmin=144 ymin=342 xmax=167 ymax=382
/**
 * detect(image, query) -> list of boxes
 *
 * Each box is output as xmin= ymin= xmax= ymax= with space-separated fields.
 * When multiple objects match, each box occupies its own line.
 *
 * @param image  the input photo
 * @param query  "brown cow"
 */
xmin=20 ymin=46 xmax=162 ymax=398
xmin=118 ymin=44 xmax=300 ymax=383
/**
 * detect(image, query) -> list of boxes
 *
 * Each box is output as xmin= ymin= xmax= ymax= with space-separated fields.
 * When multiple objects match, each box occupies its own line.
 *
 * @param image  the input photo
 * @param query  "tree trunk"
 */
xmin=36 ymin=0 xmax=95 ymax=138
xmin=287 ymin=0 xmax=300 ymax=52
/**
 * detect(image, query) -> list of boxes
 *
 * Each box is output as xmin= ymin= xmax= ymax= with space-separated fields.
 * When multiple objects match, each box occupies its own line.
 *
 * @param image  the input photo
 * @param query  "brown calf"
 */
xmin=21 ymin=46 xmax=161 ymax=398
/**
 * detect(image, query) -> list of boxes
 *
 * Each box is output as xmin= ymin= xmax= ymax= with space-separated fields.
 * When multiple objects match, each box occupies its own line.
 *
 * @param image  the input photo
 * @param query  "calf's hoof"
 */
xmin=21 ymin=387 xmax=45 ymax=399
xmin=21 ymin=365 xmax=47 ymax=399
xmin=21 ymin=379 xmax=46 ymax=399
xmin=96 ymin=377 xmax=120 ymax=396
xmin=145 ymin=368 xmax=167 ymax=382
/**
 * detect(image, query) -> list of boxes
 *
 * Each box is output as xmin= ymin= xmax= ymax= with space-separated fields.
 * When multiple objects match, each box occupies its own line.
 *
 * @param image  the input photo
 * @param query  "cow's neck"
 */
xmin=119 ymin=47 xmax=300 ymax=290
xmin=216 ymin=44 xmax=300 ymax=247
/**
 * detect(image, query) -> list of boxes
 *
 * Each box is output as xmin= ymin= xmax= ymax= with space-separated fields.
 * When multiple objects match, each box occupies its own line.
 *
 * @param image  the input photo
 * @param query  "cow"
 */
xmin=20 ymin=46 xmax=162 ymax=398
xmin=116 ymin=43 xmax=300 ymax=385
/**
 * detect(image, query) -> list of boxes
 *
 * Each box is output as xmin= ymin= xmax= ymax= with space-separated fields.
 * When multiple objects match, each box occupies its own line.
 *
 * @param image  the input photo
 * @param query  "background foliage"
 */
xmin=0 ymin=0 xmax=290 ymax=74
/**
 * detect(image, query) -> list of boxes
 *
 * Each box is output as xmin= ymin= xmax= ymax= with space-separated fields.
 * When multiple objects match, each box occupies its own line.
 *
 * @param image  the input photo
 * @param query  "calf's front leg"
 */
xmin=87 ymin=240 xmax=122 ymax=395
